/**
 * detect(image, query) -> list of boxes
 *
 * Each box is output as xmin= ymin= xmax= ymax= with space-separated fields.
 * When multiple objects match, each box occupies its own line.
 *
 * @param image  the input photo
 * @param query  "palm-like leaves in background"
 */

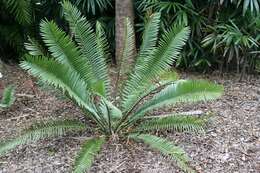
xmin=73 ymin=0 xmax=112 ymax=15
xmin=0 ymin=1 xmax=223 ymax=173
xmin=2 ymin=0 xmax=32 ymax=25
xmin=218 ymin=0 xmax=260 ymax=15
xmin=202 ymin=20 xmax=259 ymax=73
xmin=0 ymin=0 xmax=33 ymax=61
xmin=0 ymin=85 xmax=16 ymax=108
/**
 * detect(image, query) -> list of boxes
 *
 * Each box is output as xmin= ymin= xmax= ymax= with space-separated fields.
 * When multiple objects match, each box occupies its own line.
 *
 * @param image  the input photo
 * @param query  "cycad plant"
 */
xmin=0 ymin=1 xmax=223 ymax=172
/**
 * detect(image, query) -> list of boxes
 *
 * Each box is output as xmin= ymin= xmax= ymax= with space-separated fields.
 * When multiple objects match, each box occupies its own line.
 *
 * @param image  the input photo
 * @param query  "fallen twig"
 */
xmin=16 ymin=93 xmax=35 ymax=98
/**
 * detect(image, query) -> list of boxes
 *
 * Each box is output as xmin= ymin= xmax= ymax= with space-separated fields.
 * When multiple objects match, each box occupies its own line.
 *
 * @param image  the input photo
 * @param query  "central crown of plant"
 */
xmin=0 ymin=1 xmax=223 ymax=173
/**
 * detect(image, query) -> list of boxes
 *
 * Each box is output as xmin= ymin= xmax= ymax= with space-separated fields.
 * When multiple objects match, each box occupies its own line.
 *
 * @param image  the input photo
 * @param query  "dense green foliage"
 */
xmin=0 ymin=2 xmax=223 ymax=172
xmin=0 ymin=0 xmax=114 ymax=61
xmin=135 ymin=0 xmax=260 ymax=73
xmin=0 ymin=0 xmax=259 ymax=74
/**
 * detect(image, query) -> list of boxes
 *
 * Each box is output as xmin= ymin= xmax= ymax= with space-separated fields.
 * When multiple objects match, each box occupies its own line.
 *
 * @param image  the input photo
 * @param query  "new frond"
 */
xmin=129 ymin=134 xmax=194 ymax=173
xmin=73 ymin=137 xmax=105 ymax=173
xmin=0 ymin=85 xmax=16 ymax=108
xmin=0 ymin=120 xmax=86 ymax=155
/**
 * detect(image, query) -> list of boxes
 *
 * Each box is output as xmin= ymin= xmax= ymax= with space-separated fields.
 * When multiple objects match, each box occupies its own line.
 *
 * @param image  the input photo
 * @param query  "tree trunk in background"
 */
xmin=115 ymin=0 xmax=136 ymax=66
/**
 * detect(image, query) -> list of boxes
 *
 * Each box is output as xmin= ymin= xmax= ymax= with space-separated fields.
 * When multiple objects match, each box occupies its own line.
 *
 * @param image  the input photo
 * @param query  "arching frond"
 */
xmin=0 ymin=85 xmax=16 ymax=108
xmin=146 ymin=26 xmax=190 ymax=81
xmin=40 ymin=20 xmax=94 ymax=86
xmin=62 ymin=1 xmax=110 ymax=98
xmin=73 ymin=137 xmax=105 ymax=173
xmin=133 ymin=80 xmax=223 ymax=120
xmin=129 ymin=134 xmax=194 ymax=173
xmin=3 ymin=0 xmax=32 ymax=25
xmin=0 ymin=120 xmax=86 ymax=155
xmin=140 ymin=13 xmax=161 ymax=51
xmin=135 ymin=114 xmax=207 ymax=133
xmin=20 ymin=55 xmax=96 ymax=115
xmin=121 ymin=25 xmax=190 ymax=112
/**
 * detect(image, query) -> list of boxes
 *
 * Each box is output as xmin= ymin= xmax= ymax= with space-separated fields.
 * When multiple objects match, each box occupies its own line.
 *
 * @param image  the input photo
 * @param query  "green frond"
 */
xmin=120 ymin=13 xmax=161 ymax=110
xmin=139 ymin=13 xmax=161 ymax=57
xmin=96 ymin=21 xmax=110 ymax=62
xmin=0 ymin=120 xmax=86 ymax=155
xmin=20 ymin=55 xmax=96 ymax=115
xmin=62 ymin=1 xmax=110 ymax=98
xmin=0 ymin=85 xmax=16 ymax=108
xmin=73 ymin=137 xmax=105 ymax=173
xmin=133 ymin=80 xmax=223 ymax=119
xmin=121 ymin=25 xmax=190 ymax=112
xmin=129 ymin=134 xmax=194 ymax=173
xmin=118 ymin=18 xmax=136 ymax=81
xmin=3 ymin=0 xmax=32 ymax=25
xmin=25 ymin=37 xmax=46 ymax=56
xmin=147 ymin=26 xmax=190 ymax=79
xmin=135 ymin=114 xmax=207 ymax=133
xmin=39 ymin=20 xmax=94 ymax=86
